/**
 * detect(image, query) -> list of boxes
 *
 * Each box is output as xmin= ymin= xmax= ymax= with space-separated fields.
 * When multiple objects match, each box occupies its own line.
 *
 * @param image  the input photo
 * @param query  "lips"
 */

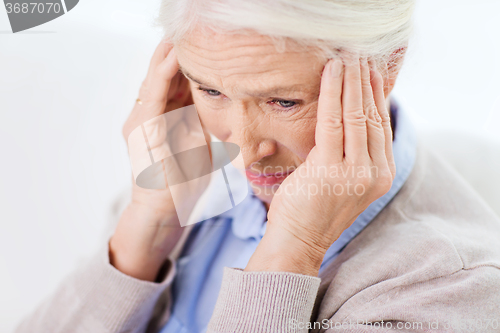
xmin=245 ymin=169 xmax=293 ymax=187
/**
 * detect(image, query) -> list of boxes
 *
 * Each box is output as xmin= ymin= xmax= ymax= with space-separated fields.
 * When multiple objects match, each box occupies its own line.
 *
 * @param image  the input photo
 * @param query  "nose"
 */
xmin=224 ymin=110 xmax=277 ymax=170
xmin=246 ymin=139 xmax=276 ymax=170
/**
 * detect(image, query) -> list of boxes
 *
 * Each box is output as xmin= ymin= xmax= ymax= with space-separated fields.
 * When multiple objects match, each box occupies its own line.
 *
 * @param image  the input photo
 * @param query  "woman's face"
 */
xmin=174 ymin=28 xmax=330 ymax=206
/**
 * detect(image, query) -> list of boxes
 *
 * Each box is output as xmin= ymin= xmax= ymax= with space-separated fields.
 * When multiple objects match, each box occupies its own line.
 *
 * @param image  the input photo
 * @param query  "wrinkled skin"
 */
xmin=174 ymin=27 xmax=399 ymax=209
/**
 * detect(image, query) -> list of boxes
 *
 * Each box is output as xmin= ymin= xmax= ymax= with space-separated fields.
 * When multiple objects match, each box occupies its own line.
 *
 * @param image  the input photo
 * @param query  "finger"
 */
xmin=125 ymin=47 xmax=178 ymax=140
xmin=148 ymin=47 xmax=179 ymax=112
xmin=361 ymin=58 xmax=386 ymax=166
xmin=341 ymin=55 xmax=368 ymax=162
xmin=370 ymin=60 xmax=396 ymax=180
xmin=124 ymin=44 xmax=179 ymax=148
xmin=144 ymin=39 xmax=173 ymax=89
xmin=315 ymin=58 xmax=344 ymax=163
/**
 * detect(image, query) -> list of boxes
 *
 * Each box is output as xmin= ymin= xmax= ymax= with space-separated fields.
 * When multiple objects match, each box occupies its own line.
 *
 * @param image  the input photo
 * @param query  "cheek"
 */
xmin=276 ymin=107 xmax=317 ymax=160
xmin=286 ymin=120 xmax=316 ymax=159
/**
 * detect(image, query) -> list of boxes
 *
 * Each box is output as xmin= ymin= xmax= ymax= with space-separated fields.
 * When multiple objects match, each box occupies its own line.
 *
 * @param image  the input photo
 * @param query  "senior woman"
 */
xmin=17 ymin=0 xmax=500 ymax=332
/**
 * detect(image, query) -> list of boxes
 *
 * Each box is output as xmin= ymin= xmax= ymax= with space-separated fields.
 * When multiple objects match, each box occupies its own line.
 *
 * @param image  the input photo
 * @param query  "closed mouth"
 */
xmin=246 ymin=170 xmax=293 ymax=178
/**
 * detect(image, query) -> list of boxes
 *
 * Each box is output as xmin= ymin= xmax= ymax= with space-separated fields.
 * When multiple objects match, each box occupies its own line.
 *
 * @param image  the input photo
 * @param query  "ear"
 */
xmin=384 ymin=46 xmax=407 ymax=97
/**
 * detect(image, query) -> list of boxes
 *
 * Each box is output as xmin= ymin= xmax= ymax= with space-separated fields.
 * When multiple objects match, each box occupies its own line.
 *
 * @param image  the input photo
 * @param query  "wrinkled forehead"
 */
xmin=174 ymin=27 xmax=325 ymax=94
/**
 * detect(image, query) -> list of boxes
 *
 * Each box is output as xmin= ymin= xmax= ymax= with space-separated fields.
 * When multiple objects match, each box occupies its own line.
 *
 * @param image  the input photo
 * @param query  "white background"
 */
xmin=0 ymin=0 xmax=499 ymax=332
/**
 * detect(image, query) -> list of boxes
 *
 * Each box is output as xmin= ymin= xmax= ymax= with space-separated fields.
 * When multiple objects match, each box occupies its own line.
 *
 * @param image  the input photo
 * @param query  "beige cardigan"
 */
xmin=15 ymin=141 xmax=500 ymax=333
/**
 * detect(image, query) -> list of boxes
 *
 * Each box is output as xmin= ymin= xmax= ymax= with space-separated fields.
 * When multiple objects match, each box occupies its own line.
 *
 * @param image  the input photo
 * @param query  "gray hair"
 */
xmin=154 ymin=0 xmax=415 ymax=67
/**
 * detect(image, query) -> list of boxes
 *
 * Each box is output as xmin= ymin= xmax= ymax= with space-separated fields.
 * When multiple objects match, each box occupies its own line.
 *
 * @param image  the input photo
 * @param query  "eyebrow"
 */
xmin=178 ymin=64 xmax=313 ymax=98
xmin=178 ymin=64 xmax=206 ymax=86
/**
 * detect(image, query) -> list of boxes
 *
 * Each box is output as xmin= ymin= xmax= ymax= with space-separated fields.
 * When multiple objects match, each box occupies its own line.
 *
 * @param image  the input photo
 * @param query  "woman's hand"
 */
xmin=109 ymin=39 xmax=205 ymax=282
xmin=245 ymin=56 xmax=396 ymax=276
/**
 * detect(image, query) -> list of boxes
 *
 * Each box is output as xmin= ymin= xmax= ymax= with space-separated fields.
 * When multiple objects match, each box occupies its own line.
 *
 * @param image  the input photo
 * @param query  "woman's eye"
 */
xmin=271 ymin=99 xmax=297 ymax=109
xmin=198 ymin=87 xmax=221 ymax=97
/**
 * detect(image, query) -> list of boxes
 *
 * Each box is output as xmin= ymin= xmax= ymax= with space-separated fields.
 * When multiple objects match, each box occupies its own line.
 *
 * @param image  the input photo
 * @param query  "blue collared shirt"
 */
xmin=160 ymin=98 xmax=417 ymax=333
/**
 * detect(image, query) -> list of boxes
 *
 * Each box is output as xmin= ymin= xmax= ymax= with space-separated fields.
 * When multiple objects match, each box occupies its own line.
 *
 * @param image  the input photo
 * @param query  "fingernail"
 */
xmin=330 ymin=59 xmax=342 ymax=78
